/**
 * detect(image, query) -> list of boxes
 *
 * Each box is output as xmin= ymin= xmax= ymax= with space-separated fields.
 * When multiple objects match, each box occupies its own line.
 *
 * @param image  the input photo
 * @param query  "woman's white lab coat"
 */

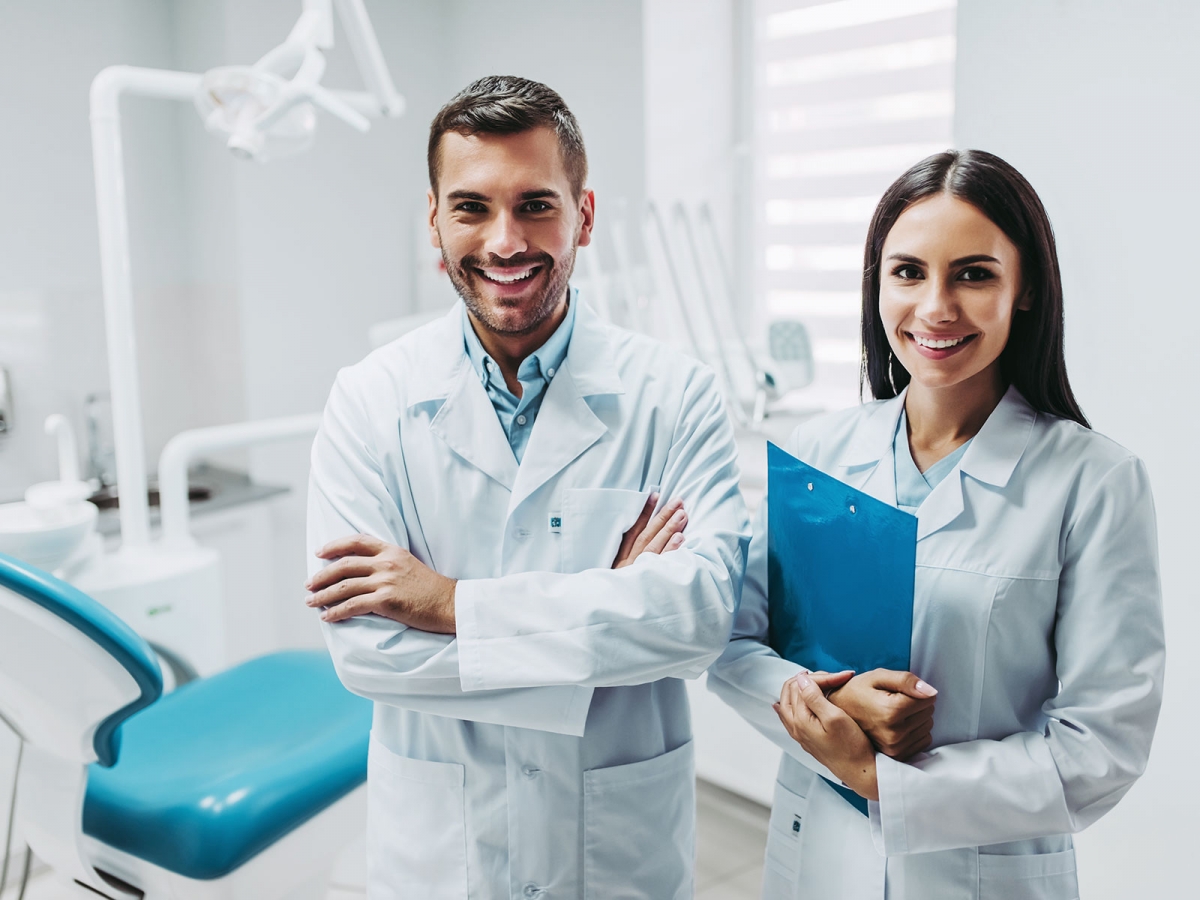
xmin=708 ymin=387 xmax=1164 ymax=900
xmin=308 ymin=300 xmax=749 ymax=899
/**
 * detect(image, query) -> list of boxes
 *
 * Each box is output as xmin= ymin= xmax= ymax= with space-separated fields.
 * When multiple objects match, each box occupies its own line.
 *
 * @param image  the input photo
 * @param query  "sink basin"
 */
xmin=0 ymin=499 xmax=98 ymax=572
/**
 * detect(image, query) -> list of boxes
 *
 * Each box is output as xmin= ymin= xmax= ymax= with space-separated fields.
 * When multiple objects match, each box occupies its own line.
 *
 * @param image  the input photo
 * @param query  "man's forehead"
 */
xmin=437 ymin=128 xmax=570 ymax=196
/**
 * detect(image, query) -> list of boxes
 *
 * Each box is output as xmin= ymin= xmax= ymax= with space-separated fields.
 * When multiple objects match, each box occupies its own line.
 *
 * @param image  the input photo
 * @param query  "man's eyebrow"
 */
xmin=447 ymin=190 xmax=490 ymax=202
xmin=520 ymin=189 xmax=561 ymax=201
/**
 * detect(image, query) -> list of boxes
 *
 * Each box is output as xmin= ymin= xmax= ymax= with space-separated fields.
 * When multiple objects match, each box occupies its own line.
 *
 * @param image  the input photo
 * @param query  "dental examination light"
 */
xmin=72 ymin=0 xmax=404 ymax=677
xmin=196 ymin=0 xmax=403 ymax=162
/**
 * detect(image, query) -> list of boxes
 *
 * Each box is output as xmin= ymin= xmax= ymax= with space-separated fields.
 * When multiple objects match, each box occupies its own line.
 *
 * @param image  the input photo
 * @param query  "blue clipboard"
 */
xmin=766 ymin=442 xmax=917 ymax=815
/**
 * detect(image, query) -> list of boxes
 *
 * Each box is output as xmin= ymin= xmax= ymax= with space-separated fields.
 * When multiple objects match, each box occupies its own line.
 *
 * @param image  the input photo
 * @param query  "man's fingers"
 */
xmin=317 ymin=533 xmax=388 ymax=561
xmin=307 ymin=576 xmax=376 ymax=609
xmin=643 ymin=506 xmax=687 ymax=555
xmin=808 ymin=670 xmax=855 ymax=693
xmin=305 ymin=557 xmax=376 ymax=593
xmin=616 ymin=494 xmax=658 ymax=562
xmin=319 ymin=594 xmax=380 ymax=623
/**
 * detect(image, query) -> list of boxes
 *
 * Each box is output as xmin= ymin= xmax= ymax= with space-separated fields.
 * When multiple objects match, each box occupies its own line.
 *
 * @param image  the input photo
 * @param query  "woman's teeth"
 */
xmin=913 ymin=334 xmax=968 ymax=349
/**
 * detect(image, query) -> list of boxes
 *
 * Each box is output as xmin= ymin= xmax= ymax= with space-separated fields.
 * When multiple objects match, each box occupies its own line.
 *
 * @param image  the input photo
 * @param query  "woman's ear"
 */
xmin=1017 ymin=287 xmax=1034 ymax=311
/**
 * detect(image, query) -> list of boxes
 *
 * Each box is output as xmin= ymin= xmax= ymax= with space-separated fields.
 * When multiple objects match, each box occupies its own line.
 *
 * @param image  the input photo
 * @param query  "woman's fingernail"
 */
xmin=794 ymin=673 xmax=811 ymax=689
xmin=650 ymin=492 xmax=660 ymax=505
xmin=670 ymin=509 xmax=686 ymax=524
xmin=669 ymin=533 xmax=684 ymax=547
xmin=916 ymin=680 xmax=937 ymax=696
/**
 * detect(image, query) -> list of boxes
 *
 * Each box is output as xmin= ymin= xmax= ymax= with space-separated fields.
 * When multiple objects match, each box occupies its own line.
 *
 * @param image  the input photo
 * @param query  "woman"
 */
xmin=708 ymin=149 xmax=1164 ymax=900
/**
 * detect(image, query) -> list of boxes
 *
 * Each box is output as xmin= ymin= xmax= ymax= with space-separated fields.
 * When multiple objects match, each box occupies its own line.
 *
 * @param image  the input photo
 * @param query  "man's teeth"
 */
xmin=914 ymin=335 xmax=967 ymax=349
xmin=481 ymin=267 xmax=537 ymax=284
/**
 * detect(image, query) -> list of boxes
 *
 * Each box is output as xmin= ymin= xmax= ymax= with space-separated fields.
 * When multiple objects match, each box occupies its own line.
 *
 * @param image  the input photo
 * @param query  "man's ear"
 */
xmin=427 ymin=188 xmax=441 ymax=249
xmin=576 ymin=188 xmax=596 ymax=248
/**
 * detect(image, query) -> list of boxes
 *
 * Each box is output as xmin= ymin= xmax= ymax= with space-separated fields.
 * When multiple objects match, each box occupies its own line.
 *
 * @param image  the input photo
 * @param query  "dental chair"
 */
xmin=0 ymin=551 xmax=372 ymax=900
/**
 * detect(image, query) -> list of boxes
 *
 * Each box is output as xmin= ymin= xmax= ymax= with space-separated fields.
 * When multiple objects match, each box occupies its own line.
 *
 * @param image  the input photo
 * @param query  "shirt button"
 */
xmin=523 ymin=885 xmax=543 ymax=899
xmin=547 ymin=367 xmax=555 ymax=377
xmin=516 ymin=414 xmax=527 ymax=426
xmin=522 ymin=765 xmax=540 ymax=778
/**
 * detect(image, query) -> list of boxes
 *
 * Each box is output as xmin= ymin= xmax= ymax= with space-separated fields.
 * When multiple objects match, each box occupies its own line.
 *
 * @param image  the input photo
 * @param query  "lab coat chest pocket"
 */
xmin=560 ymin=488 xmax=650 ymax=573
xmin=582 ymin=740 xmax=695 ymax=900
xmin=367 ymin=734 xmax=467 ymax=900
xmin=977 ymin=848 xmax=1078 ymax=900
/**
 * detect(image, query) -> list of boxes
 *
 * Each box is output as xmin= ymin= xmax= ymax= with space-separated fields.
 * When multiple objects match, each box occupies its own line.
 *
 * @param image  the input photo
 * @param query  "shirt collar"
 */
xmin=462 ymin=288 xmax=577 ymax=392
xmin=843 ymin=384 xmax=1036 ymax=489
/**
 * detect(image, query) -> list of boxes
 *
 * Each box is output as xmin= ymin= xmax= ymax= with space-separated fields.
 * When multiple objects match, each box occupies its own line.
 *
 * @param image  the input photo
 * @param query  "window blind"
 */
xmin=755 ymin=0 xmax=957 ymax=407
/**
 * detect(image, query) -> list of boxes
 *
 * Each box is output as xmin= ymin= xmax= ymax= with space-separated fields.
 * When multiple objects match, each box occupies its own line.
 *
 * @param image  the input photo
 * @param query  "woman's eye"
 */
xmin=892 ymin=265 xmax=922 ymax=280
xmin=958 ymin=266 xmax=994 ymax=282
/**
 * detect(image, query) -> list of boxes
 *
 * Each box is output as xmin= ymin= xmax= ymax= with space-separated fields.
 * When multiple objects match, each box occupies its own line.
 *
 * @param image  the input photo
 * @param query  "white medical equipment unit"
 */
xmin=0 ymin=2 xmax=403 ymax=897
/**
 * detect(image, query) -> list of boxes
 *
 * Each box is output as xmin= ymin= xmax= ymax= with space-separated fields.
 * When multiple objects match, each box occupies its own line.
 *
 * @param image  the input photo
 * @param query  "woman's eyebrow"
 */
xmin=886 ymin=253 xmax=925 ymax=264
xmin=951 ymin=254 xmax=1001 ymax=266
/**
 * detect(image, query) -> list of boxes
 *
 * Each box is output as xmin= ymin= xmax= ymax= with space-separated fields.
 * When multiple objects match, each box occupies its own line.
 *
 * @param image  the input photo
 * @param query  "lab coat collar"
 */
xmin=405 ymin=295 xmax=624 ymax=501
xmin=838 ymin=385 xmax=1038 ymax=541
xmin=506 ymin=297 xmax=625 ymax=513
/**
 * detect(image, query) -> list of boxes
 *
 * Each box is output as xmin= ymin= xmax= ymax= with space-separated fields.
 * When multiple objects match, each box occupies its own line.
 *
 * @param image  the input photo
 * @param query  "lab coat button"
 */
xmin=514 ymin=527 xmax=531 ymax=540
xmin=523 ymin=884 xmax=543 ymax=898
xmin=522 ymin=765 xmax=540 ymax=778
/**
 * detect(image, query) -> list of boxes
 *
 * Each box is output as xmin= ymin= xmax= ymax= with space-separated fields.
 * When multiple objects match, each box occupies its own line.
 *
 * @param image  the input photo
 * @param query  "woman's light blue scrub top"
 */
xmin=894 ymin=411 xmax=971 ymax=515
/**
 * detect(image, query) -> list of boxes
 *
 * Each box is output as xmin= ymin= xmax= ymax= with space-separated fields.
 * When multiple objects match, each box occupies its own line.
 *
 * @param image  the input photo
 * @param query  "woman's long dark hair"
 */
xmin=860 ymin=149 xmax=1089 ymax=428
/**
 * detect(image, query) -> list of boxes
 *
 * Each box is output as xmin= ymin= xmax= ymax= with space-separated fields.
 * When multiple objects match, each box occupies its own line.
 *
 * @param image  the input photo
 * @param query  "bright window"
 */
xmin=755 ymin=0 xmax=957 ymax=407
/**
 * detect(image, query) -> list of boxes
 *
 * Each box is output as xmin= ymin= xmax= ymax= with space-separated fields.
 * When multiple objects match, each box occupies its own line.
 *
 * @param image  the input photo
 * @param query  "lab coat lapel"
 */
xmin=837 ymin=393 xmax=905 ymax=506
xmin=916 ymin=386 xmax=1037 ymax=541
xmin=414 ymin=304 xmax=519 ymax=491
xmin=507 ymin=300 xmax=623 ymax=515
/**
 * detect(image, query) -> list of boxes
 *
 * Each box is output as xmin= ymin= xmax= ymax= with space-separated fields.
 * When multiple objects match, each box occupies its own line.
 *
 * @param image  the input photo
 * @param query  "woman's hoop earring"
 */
xmin=887 ymin=351 xmax=899 ymax=394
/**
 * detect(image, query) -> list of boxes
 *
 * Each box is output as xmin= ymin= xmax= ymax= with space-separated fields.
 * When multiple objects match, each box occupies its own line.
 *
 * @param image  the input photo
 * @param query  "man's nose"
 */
xmin=483 ymin=210 xmax=528 ymax=260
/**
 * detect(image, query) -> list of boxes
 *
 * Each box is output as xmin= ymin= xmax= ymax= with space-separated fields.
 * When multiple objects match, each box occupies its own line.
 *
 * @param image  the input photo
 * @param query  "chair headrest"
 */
xmin=0 ymin=552 xmax=162 ymax=765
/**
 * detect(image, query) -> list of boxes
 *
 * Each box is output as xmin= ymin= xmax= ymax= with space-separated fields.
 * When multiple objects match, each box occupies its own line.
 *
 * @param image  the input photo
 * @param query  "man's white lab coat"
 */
xmin=308 ymin=299 xmax=750 ymax=899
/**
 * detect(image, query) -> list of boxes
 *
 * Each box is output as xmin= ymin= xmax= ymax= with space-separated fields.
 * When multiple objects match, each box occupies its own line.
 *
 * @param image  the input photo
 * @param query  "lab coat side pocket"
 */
xmin=762 ymin=780 xmax=808 ymax=900
xmin=977 ymin=848 xmax=1078 ymax=900
xmin=582 ymin=740 xmax=695 ymax=900
xmin=366 ymin=734 xmax=468 ymax=900
xmin=561 ymin=488 xmax=651 ymax=573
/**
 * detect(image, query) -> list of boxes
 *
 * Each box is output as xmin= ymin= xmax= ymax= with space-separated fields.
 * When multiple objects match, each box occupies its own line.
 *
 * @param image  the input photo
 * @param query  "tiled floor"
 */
xmin=2 ymin=779 xmax=769 ymax=900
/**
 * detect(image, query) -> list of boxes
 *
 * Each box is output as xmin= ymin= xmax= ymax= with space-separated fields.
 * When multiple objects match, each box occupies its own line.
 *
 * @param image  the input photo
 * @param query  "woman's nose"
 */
xmin=915 ymin=277 xmax=958 ymax=324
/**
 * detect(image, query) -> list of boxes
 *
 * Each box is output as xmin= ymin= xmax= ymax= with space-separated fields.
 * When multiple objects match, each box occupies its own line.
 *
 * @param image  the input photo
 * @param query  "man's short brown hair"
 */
xmin=427 ymin=75 xmax=588 ymax=199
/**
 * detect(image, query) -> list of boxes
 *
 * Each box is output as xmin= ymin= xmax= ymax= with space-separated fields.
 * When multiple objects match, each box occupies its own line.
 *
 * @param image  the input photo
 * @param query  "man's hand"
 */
xmin=305 ymin=535 xmax=457 ymax=633
xmin=775 ymin=673 xmax=879 ymax=801
xmin=827 ymin=669 xmax=937 ymax=761
xmin=612 ymin=495 xmax=687 ymax=569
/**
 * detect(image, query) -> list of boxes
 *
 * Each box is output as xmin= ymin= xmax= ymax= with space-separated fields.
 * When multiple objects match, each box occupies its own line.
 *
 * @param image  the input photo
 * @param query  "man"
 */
xmin=305 ymin=75 xmax=749 ymax=899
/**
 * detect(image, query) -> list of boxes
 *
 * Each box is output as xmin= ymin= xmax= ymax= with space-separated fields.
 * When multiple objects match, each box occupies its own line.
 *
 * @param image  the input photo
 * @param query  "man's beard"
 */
xmin=441 ymin=241 xmax=576 ymax=337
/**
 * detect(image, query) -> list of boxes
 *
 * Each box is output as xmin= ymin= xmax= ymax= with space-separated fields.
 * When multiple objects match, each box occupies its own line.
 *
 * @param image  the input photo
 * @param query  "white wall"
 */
xmin=955 ymin=2 xmax=1198 ymax=896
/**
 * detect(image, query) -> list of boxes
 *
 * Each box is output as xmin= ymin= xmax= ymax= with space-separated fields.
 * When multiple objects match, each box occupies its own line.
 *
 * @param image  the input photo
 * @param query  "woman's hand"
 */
xmin=828 ymin=669 xmax=937 ymax=761
xmin=612 ymin=495 xmax=687 ymax=568
xmin=775 ymin=672 xmax=880 ymax=802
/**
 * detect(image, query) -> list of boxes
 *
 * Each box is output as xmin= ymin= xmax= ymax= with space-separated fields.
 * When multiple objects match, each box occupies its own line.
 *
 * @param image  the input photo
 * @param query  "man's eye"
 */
xmin=456 ymin=202 xmax=486 ymax=213
xmin=524 ymin=201 xmax=552 ymax=213
xmin=959 ymin=266 xmax=994 ymax=282
xmin=892 ymin=265 xmax=922 ymax=280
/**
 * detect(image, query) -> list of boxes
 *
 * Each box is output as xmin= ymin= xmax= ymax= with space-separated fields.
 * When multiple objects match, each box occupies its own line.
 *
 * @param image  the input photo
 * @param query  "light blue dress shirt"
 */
xmin=894 ymin=410 xmax=972 ymax=515
xmin=462 ymin=293 xmax=576 ymax=464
